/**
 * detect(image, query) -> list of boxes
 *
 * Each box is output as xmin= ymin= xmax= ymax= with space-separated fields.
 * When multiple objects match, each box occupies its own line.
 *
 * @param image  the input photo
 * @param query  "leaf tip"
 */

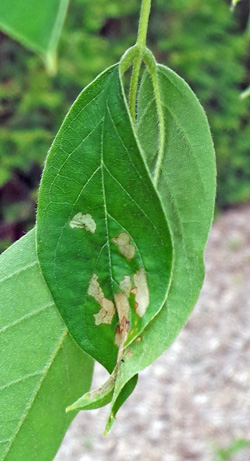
xmin=104 ymin=412 xmax=116 ymax=436
xmin=65 ymin=403 xmax=77 ymax=413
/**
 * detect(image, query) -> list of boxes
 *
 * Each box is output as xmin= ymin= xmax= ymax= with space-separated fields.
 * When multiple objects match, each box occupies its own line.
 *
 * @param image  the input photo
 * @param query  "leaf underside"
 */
xmin=0 ymin=229 xmax=93 ymax=461
xmin=107 ymin=64 xmax=216 ymax=420
xmin=0 ymin=0 xmax=69 ymax=72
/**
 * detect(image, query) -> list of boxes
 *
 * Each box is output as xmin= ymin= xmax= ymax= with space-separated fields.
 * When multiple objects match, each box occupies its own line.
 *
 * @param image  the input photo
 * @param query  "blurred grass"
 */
xmin=0 ymin=0 xmax=250 ymax=250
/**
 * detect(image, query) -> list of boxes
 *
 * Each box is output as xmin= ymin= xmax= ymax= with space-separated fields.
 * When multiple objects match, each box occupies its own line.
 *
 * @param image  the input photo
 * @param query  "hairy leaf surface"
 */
xmin=0 ymin=0 xmax=68 ymax=73
xmin=0 ymin=229 xmax=93 ymax=460
xmin=105 ymin=64 xmax=216 ymax=427
xmin=37 ymin=64 xmax=173 ymax=374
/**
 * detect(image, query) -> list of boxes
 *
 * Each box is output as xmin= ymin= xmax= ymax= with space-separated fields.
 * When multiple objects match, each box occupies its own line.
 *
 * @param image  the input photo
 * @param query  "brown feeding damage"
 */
xmin=88 ymin=274 xmax=115 ymax=325
xmin=112 ymin=232 xmax=136 ymax=260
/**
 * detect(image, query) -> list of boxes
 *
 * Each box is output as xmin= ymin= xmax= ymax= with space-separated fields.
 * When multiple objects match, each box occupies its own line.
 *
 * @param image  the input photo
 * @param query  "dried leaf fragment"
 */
xmin=131 ymin=268 xmax=150 ymax=317
xmin=112 ymin=232 xmax=135 ymax=260
xmin=70 ymin=212 xmax=96 ymax=233
xmin=88 ymin=274 xmax=115 ymax=325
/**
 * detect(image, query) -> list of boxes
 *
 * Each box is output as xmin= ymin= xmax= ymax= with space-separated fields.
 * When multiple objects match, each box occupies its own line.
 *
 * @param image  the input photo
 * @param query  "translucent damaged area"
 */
xmin=132 ymin=268 xmax=149 ymax=317
xmin=112 ymin=232 xmax=136 ymax=260
xmin=119 ymin=275 xmax=131 ymax=298
xmin=88 ymin=274 xmax=115 ymax=325
xmin=114 ymin=292 xmax=130 ymax=348
xmin=70 ymin=212 xmax=96 ymax=233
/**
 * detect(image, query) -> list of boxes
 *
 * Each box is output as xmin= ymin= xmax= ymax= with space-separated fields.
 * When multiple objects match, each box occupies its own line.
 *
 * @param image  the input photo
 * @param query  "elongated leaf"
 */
xmin=37 ymin=64 xmax=173 ymax=377
xmin=0 ymin=0 xmax=69 ymax=73
xmin=106 ymin=64 xmax=216 ymax=427
xmin=0 ymin=229 xmax=93 ymax=460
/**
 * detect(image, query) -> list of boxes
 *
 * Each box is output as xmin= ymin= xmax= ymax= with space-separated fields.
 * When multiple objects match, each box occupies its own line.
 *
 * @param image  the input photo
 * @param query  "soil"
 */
xmin=54 ymin=205 xmax=250 ymax=461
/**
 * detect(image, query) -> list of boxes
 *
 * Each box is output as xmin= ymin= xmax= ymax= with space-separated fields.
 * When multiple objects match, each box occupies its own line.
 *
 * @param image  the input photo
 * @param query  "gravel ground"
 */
xmin=55 ymin=205 xmax=250 ymax=461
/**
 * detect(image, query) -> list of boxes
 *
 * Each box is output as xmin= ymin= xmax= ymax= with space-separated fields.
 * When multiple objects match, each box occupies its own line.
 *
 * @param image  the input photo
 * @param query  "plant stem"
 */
xmin=129 ymin=0 xmax=152 ymax=122
xmin=129 ymin=55 xmax=142 ymax=122
xmin=121 ymin=0 xmax=165 ymax=185
xmin=137 ymin=0 xmax=152 ymax=48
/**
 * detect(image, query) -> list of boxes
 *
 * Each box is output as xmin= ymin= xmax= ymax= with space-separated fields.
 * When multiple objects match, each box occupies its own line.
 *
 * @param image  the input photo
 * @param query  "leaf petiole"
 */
xmin=128 ymin=0 xmax=151 ymax=121
xmin=120 ymin=44 xmax=165 ymax=186
xmin=143 ymin=49 xmax=165 ymax=186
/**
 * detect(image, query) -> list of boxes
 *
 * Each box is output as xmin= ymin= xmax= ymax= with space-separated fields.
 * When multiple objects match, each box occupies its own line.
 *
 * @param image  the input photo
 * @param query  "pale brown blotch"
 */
xmin=119 ymin=275 xmax=131 ymax=298
xmin=70 ymin=212 xmax=96 ymax=233
xmin=114 ymin=292 xmax=130 ymax=348
xmin=131 ymin=268 xmax=150 ymax=317
xmin=112 ymin=232 xmax=136 ymax=260
xmin=88 ymin=274 xmax=115 ymax=325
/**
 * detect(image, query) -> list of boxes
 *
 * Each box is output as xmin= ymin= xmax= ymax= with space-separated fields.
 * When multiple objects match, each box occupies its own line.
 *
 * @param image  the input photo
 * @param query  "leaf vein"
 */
xmin=0 ymin=303 xmax=53 ymax=335
xmin=101 ymin=118 xmax=114 ymax=292
xmin=2 ymin=330 xmax=68 ymax=459
xmin=53 ymin=165 xmax=102 ymax=290
xmin=0 ymin=371 xmax=43 ymax=393
xmin=0 ymin=262 xmax=38 ymax=285
xmin=103 ymin=163 xmax=167 ymax=260
xmin=48 ymin=121 xmax=102 ymax=202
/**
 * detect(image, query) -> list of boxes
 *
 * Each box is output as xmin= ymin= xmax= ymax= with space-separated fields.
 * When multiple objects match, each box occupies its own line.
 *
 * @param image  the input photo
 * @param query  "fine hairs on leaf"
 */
xmin=0 ymin=0 xmax=216 ymax=456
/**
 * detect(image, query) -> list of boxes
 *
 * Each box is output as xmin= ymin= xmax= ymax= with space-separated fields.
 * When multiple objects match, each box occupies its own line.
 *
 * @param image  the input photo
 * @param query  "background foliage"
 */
xmin=0 ymin=0 xmax=250 ymax=251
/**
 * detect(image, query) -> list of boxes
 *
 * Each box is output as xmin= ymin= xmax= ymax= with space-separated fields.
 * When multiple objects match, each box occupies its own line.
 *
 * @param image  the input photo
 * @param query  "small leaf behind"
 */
xmin=0 ymin=0 xmax=69 ymax=73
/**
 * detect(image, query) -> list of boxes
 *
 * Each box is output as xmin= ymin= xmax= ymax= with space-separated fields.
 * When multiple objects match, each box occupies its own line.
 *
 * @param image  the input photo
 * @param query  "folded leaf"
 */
xmin=0 ymin=0 xmax=69 ymax=73
xmin=105 ymin=64 xmax=216 ymax=427
xmin=37 ymin=64 xmax=173 ymax=377
xmin=0 ymin=229 xmax=93 ymax=460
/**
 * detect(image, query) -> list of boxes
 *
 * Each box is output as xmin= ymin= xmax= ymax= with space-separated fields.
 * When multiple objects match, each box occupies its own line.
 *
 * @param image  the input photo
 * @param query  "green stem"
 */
xmin=129 ymin=0 xmax=152 ymax=122
xmin=129 ymin=55 xmax=142 ymax=122
xmin=137 ymin=0 xmax=152 ymax=48
xmin=120 ymin=0 xmax=165 ymax=185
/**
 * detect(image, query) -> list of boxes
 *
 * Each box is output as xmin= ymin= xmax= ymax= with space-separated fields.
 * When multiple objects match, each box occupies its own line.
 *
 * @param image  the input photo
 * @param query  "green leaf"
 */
xmin=216 ymin=439 xmax=250 ymax=461
xmin=36 ymin=59 xmax=215 ymax=429
xmin=0 ymin=0 xmax=69 ymax=74
xmin=104 ymin=64 xmax=216 ymax=429
xmin=37 ymin=64 xmax=173 ymax=377
xmin=231 ymin=0 xmax=242 ymax=7
xmin=241 ymin=85 xmax=250 ymax=100
xmin=0 ymin=229 xmax=94 ymax=460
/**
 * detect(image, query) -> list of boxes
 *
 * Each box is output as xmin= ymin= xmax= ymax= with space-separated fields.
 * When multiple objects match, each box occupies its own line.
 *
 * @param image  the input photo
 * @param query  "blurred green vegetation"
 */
xmin=216 ymin=438 xmax=250 ymax=460
xmin=0 ymin=0 xmax=250 ymax=249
